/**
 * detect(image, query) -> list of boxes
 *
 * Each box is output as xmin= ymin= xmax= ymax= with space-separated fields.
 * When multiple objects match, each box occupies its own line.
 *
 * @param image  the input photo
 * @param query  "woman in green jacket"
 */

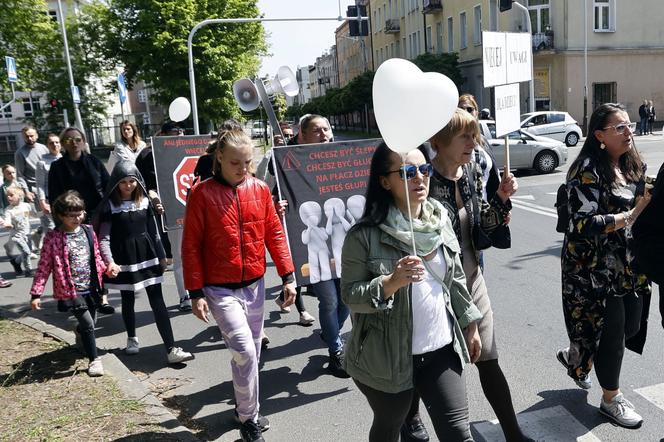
xmin=341 ymin=143 xmax=482 ymax=442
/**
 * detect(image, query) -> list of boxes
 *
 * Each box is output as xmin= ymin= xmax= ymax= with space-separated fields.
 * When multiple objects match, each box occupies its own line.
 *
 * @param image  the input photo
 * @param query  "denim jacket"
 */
xmin=340 ymin=213 xmax=482 ymax=394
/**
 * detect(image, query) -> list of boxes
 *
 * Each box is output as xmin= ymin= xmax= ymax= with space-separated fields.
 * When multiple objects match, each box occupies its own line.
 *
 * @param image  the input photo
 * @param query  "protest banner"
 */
xmin=272 ymin=139 xmax=381 ymax=286
xmin=152 ymin=134 xmax=210 ymax=230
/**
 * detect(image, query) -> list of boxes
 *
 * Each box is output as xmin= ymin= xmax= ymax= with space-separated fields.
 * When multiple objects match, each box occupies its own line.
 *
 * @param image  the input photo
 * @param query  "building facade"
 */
xmin=309 ymin=46 xmax=339 ymax=99
xmin=335 ymin=4 xmax=373 ymax=88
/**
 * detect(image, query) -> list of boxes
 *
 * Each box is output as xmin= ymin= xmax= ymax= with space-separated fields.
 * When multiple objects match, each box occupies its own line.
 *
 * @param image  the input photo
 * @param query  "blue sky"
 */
xmin=257 ymin=0 xmax=357 ymax=76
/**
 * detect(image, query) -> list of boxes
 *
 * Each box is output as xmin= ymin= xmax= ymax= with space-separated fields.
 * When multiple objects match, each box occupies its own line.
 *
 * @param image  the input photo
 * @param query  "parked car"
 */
xmin=251 ymin=121 xmax=272 ymax=138
xmin=479 ymin=120 xmax=568 ymax=174
xmin=520 ymin=111 xmax=582 ymax=147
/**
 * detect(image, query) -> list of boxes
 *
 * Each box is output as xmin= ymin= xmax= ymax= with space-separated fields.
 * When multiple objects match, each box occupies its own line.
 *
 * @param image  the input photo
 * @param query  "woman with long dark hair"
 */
xmin=557 ymin=103 xmax=651 ymax=428
xmin=341 ymin=143 xmax=482 ymax=442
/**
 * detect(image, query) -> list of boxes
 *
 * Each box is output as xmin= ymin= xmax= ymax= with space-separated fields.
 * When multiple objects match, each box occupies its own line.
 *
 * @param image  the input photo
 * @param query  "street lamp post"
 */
xmin=583 ymin=0 xmax=588 ymax=135
xmin=55 ymin=0 xmax=85 ymax=133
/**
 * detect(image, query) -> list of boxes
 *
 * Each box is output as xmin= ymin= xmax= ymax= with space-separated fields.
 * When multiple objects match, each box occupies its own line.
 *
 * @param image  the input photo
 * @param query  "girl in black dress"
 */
xmin=97 ymin=161 xmax=194 ymax=365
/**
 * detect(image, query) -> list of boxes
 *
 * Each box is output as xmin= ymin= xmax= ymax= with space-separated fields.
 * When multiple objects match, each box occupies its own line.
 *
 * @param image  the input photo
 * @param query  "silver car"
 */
xmin=520 ymin=111 xmax=583 ymax=146
xmin=479 ymin=120 xmax=568 ymax=174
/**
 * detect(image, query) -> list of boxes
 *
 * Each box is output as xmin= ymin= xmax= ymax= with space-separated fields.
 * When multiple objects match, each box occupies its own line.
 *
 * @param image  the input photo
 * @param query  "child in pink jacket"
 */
xmin=30 ymin=190 xmax=109 ymax=377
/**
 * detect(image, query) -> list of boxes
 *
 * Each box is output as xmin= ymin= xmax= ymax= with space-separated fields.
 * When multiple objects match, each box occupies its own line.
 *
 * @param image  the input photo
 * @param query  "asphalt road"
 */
xmin=2 ymin=134 xmax=664 ymax=441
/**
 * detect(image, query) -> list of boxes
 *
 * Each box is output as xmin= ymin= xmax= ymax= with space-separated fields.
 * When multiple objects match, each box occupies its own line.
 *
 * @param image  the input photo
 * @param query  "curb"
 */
xmin=1 ymin=308 xmax=201 ymax=442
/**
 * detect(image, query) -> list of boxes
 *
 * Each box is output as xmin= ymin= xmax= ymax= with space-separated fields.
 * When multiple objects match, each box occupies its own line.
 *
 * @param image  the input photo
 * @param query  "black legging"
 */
xmin=279 ymin=286 xmax=306 ymax=313
xmin=355 ymin=344 xmax=472 ymax=442
xmin=72 ymin=295 xmax=98 ymax=361
xmin=121 ymin=284 xmax=175 ymax=352
xmin=595 ymin=293 xmax=643 ymax=390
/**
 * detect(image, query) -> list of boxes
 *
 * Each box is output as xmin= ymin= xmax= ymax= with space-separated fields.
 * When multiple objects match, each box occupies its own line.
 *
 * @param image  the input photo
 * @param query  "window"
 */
xmin=593 ymin=82 xmax=617 ymax=109
xmin=390 ymin=42 xmax=394 ymax=58
xmin=460 ymin=12 xmax=467 ymax=49
xmin=594 ymin=0 xmax=614 ymax=31
xmin=473 ymin=6 xmax=482 ymax=45
xmin=489 ymin=0 xmax=498 ymax=31
xmin=138 ymin=89 xmax=147 ymax=103
xmin=0 ymin=102 xmax=12 ymax=119
xmin=387 ymin=0 xmax=392 ymax=20
xmin=396 ymin=40 xmax=401 ymax=57
xmin=417 ymin=30 xmax=422 ymax=55
xmin=47 ymin=10 xmax=57 ymax=22
xmin=436 ymin=22 xmax=443 ymax=54
xmin=23 ymin=97 xmax=41 ymax=117
xmin=373 ymin=11 xmax=377 ymax=33
xmin=528 ymin=0 xmax=550 ymax=34
xmin=426 ymin=26 xmax=432 ymax=52
xmin=377 ymin=8 xmax=382 ymax=31
xmin=0 ymin=135 xmax=17 ymax=152
xmin=447 ymin=17 xmax=454 ymax=52
xmin=548 ymin=113 xmax=565 ymax=123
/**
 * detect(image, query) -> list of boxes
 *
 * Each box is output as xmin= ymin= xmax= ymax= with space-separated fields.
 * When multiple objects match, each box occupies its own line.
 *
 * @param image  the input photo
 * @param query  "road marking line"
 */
xmin=473 ymin=405 xmax=601 ymax=442
xmin=512 ymin=195 xmax=536 ymax=200
xmin=635 ymin=383 xmax=664 ymax=411
xmin=512 ymin=200 xmax=558 ymax=218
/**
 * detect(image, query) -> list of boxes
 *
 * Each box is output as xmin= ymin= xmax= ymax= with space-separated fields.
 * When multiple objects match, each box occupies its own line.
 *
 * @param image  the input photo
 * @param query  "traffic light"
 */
xmin=500 ymin=0 xmax=513 ymax=12
xmin=347 ymin=5 xmax=368 ymax=37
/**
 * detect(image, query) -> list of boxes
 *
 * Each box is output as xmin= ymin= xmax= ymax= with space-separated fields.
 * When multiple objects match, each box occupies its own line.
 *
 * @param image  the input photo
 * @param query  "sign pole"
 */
xmin=504 ymin=136 xmax=510 ymax=177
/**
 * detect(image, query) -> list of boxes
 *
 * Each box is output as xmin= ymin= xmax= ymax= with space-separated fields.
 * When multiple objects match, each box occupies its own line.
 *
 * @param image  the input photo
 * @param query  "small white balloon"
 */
xmin=372 ymin=58 xmax=459 ymax=153
xmin=168 ymin=97 xmax=191 ymax=122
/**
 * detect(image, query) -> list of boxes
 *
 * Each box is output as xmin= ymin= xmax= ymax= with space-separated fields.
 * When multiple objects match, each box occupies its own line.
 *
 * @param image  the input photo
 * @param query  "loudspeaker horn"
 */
xmin=266 ymin=66 xmax=299 ymax=97
xmin=233 ymin=78 xmax=260 ymax=111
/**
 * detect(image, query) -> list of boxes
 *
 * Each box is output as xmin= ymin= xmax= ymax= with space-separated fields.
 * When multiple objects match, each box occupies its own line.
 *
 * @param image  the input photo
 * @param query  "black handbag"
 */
xmin=466 ymin=164 xmax=511 ymax=250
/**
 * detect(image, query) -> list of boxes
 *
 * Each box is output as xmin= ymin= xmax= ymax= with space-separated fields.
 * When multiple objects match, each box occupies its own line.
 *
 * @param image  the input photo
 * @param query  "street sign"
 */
xmin=5 ymin=56 xmax=17 ymax=82
xmin=506 ymin=33 xmax=533 ymax=84
xmin=494 ymin=83 xmax=521 ymax=138
xmin=172 ymin=156 xmax=199 ymax=206
xmin=117 ymin=73 xmax=128 ymax=104
xmin=71 ymin=85 xmax=81 ymax=104
xmin=482 ymin=32 xmax=507 ymax=88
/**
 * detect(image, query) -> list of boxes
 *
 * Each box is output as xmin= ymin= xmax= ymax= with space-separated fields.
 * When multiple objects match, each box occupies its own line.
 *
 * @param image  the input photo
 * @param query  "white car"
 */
xmin=479 ymin=120 xmax=568 ymax=174
xmin=520 ymin=111 xmax=582 ymax=147
xmin=251 ymin=121 xmax=272 ymax=138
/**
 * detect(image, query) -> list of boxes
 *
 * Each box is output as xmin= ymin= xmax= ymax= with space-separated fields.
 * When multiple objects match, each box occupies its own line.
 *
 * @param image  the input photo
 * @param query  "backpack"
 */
xmin=554 ymin=183 xmax=568 ymax=233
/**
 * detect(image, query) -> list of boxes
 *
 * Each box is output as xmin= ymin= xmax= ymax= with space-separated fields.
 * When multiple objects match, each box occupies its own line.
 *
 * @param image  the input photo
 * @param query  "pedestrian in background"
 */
xmin=638 ymin=99 xmax=648 ymax=136
xmin=14 ymin=126 xmax=47 ymax=198
xmin=647 ymin=100 xmax=656 ymax=135
xmin=34 ymin=133 xmax=63 ymax=235
xmin=341 ymin=143 xmax=482 ymax=442
xmin=428 ymin=109 xmax=531 ymax=442
xmin=29 ymin=191 xmax=107 ymax=376
xmin=3 ymin=186 xmax=37 ymax=277
xmin=106 ymin=120 xmax=147 ymax=173
xmin=558 ymin=103 xmax=651 ymax=428
xmin=183 ymin=128 xmax=296 ymax=442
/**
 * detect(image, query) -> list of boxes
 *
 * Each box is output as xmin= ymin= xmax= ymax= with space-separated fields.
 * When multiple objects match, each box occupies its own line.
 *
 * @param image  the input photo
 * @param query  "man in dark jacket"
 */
xmin=638 ymin=100 xmax=648 ymax=135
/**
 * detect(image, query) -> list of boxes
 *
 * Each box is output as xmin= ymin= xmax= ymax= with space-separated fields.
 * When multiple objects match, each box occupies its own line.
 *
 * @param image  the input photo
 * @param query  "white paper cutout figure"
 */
xmin=324 ymin=198 xmax=352 ymax=278
xmin=299 ymin=201 xmax=331 ymax=283
xmin=345 ymin=194 xmax=366 ymax=226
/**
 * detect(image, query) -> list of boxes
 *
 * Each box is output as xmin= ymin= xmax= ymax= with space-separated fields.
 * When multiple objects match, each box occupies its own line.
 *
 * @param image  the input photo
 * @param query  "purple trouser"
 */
xmin=204 ymin=279 xmax=265 ymax=423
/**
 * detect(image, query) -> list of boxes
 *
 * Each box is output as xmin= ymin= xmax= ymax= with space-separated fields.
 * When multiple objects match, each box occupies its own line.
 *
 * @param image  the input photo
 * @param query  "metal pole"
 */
xmin=0 ymin=82 xmax=16 ymax=113
xmin=188 ymin=16 xmax=363 ymax=134
xmin=513 ymin=2 xmax=535 ymax=113
xmin=56 ymin=0 xmax=85 ymax=132
xmin=583 ymin=0 xmax=588 ymax=135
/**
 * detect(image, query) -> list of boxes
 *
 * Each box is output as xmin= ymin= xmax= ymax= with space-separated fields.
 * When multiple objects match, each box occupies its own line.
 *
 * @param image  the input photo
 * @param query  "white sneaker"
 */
xmin=88 ymin=358 xmax=104 ymax=377
xmin=599 ymin=393 xmax=643 ymax=428
xmin=126 ymin=337 xmax=140 ymax=355
xmin=275 ymin=297 xmax=291 ymax=313
xmin=299 ymin=311 xmax=316 ymax=325
xmin=167 ymin=347 xmax=194 ymax=364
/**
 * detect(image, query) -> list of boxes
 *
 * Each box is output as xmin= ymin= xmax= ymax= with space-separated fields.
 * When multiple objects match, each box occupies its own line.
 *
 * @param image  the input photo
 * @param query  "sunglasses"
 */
xmin=602 ymin=122 xmax=637 ymax=135
xmin=386 ymin=163 xmax=433 ymax=180
xmin=63 ymin=136 xmax=83 ymax=144
xmin=461 ymin=106 xmax=476 ymax=114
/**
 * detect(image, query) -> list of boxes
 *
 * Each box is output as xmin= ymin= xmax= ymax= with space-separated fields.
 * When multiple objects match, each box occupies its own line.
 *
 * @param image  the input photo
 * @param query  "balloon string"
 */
xmin=402 ymin=157 xmax=417 ymax=257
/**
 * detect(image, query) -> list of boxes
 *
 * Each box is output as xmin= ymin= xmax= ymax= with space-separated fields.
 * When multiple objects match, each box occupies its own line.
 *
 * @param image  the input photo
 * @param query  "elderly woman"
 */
xmin=427 ymin=108 xmax=532 ymax=442
xmin=558 ymin=103 xmax=651 ymax=428
xmin=341 ymin=143 xmax=482 ymax=442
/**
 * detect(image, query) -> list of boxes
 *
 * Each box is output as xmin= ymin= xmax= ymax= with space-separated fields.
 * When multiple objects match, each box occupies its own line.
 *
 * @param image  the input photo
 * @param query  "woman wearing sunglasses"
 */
xmin=427 ymin=108 xmax=533 ymax=442
xmin=341 ymin=142 xmax=482 ymax=441
xmin=558 ymin=103 xmax=651 ymax=428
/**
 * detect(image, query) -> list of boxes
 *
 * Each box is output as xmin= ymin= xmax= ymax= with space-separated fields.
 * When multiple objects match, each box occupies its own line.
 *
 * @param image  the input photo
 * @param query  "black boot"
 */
xmin=328 ymin=350 xmax=350 ymax=378
xmin=10 ymin=258 xmax=22 ymax=276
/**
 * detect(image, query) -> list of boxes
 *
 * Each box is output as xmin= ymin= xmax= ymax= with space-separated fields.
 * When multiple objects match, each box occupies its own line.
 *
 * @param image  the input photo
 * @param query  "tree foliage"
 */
xmin=97 ymin=0 xmax=267 ymax=128
xmin=412 ymin=52 xmax=464 ymax=86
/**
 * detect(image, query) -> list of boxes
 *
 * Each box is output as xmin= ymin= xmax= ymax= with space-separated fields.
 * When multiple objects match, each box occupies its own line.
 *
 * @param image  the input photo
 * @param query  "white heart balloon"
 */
xmin=168 ymin=97 xmax=191 ymax=122
xmin=373 ymin=58 xmax=459 ymax=153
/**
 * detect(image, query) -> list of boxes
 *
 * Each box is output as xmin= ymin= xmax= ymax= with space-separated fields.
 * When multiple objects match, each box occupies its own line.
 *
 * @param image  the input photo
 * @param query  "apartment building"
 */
xmin=335 ymin=19 xmax=373 ymax=88
xmin=309 ymin=46 xmax=339 ymax=99
xmin=367 ymin=0 xmax=664 ymax=125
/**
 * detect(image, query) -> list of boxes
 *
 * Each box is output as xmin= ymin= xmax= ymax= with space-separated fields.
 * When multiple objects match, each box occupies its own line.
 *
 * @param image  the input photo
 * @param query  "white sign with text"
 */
xmin=482 ymin=32 xmax=507 ymax=88
xmin=506 ymin=33 xmax=533 ymax=83
xmin=494 ymin=83 xmax=521 ymax=138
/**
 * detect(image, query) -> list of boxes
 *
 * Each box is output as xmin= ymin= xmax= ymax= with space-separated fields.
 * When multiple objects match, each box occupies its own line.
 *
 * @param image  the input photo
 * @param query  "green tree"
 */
xmin=97 ymin=0 xmax=267 ymax=128
xmin=412 ymin=53 xmax=464 ymax=88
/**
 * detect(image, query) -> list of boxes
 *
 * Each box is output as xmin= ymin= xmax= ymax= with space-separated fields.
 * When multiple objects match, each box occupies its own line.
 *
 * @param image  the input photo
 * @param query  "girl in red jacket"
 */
xmin=183 ymin=128 xmax=296 ymax=442
xmin=30 ymin=191 xmax=107 ymax=377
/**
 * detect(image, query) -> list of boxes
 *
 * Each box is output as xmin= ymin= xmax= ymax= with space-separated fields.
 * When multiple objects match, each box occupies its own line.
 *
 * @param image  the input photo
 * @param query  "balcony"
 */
xmin=384 ymin=18 xmax=400 ymax=33
xmin=533 ymin=31 xmax=554 ymax=52
xmin=423 ymin=0 xmax=442 ymax=14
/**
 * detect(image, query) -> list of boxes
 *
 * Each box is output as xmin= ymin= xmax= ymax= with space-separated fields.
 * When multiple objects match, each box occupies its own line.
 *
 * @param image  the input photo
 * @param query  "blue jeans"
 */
xmin=312 ymin=278 xmax=349 ymax=354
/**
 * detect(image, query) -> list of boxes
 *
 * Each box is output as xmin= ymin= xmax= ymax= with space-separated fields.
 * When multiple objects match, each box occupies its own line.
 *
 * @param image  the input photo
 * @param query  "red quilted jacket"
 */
xmin=182 ymin=175 xmax=294 ymax=290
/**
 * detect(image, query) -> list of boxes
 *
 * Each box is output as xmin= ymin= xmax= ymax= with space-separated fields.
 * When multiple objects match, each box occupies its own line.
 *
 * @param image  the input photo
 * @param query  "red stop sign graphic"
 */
xmin=172 ymin=156 xmax=199 ymax=206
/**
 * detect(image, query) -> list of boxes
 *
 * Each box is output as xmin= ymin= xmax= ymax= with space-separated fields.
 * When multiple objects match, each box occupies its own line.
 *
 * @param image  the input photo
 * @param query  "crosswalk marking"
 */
xmin=511 ymin=200 xmax=558 ymax=218
xmin=473 ymin=405 xmax=601 ymax=442
xmin=512 ymin=195 xmax=536 ymax=200
xmin=635 ymin=383 xmax=664 ymax=411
